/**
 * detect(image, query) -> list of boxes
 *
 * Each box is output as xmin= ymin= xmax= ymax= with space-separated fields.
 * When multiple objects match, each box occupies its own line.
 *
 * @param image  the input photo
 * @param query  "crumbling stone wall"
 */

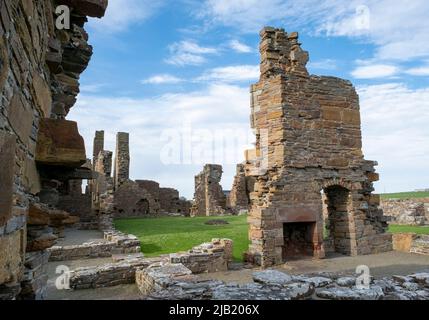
xmin=90 ymin=133 xmax=191 ymax=218
xmin=113 ymin=180 xmax=160 ymax=217
xmin=0 ymin=0 xmax=107 ymax=299
xmin=136 ymin=180 xmax=191 ymax=215
xmin=114 ymin=132 xmax=130 ymax=190
xmin=244 ymin=28 xmax=392 ymax=267
xmin=228 ymin=164 xmax=251 ymax=214
xmin=381 ymin=199 xmax=428 ymax=226
xmin=191 ymin=164 xmax=227 ymax=216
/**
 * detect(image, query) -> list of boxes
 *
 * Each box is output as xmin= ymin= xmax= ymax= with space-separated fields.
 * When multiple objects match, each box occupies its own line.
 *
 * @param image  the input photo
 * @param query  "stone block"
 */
xmin=57 ymin=0 xmax=108 ymax=18
xmin=36 ymin=118 xmax=86 ymax=167
xmin=32 ymin=72 xmax=52 ymax=118
xmin=7 ymin=92 xmax=34 ymax=147
xmin=0 ymin=230 xmax=24 ymax=284
xmin=0 ymin=132 xmax=16 ymax=226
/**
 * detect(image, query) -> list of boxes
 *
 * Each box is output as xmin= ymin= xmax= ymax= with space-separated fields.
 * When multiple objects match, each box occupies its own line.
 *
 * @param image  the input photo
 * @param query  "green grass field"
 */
xmin=380 ymin=191 xmax=429 ymax=200
xmin=114 ymin=215 xmax=250 ymax=261
xmin=388 ymin=224 xmax=429 ymax=235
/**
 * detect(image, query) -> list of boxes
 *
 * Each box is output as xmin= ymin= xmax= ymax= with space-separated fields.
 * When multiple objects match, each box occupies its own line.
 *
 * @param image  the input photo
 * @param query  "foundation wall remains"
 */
xmin=244 ymin=28 xmax=392 ymax=267
xmin=48 ymin=230 xmax=140 ymax=261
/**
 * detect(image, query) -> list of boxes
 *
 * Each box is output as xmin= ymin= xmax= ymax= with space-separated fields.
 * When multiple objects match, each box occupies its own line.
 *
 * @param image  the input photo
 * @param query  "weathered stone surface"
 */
xmin=253 ymin=270 xmax=293 ymax=286
xmin=244 ymin=27 xmax=392 ymax=267
xmin=170 ymin=239 xmax=233 ymax=274
xmin=114 ymin=132 xmax=130 ymax=190
xmin=36 ymin=119 xmax=86 ymax=167
xmin=32 ymin=72 xmax=52 ymax=117
xmin=336 ymin=277 xmax=356 ymax=287
xmin=297 ymin=276 xmax=333 ymax=288
xmin=0 ymin=230 xmax=24 ymax=284
xmin=316 ymin=286 xmax=384 ymax=300
xmin=27 ymin=232 xmax=57 ymax=252
xmin=57 ymin=0 xmax=108 ymax=18
xmin=146 ymin=269 xmax=429 ymax=301
xmin=136 ymin=263 xmax=194 ymax=295
xmin=48 ymin=230 xmax=140 ymax=261
xmin=0 ymin=132 xmax=16 ymax=226
xmin=70 ymin=256 xmax=159 ymax=289
xmin=382 ymin=198 xmax=428 ymax=225
xmin=191 ymin=164 xmax=227 ymax=216
xmin=228 ymin=164 xmax=250 ymax=213
xmin=0 ymin=0 xmax=108 ymax=300
xmin=392 ymin=233 xmax=416 ymax=252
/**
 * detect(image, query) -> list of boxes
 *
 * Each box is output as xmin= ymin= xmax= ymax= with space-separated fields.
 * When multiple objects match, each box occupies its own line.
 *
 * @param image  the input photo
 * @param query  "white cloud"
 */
xmin=141 ymin=74 xmax=184 ymax=85
xmin=406 ymin=65 xmax=429 ymax=76
xmin=197 ymin=65 xmax=259 ymax=82
xmin=166 ymin=40 xmax=219 ymax=66
xmin=308 ymin=59 xmax=337 ymax=71
xmin=229 ymin=40 xmax=253 ymax=53
xmin=358 ymin=83 xmax=429 ymax=192
xmin=351 ymin=64 xmax=399 ymax=79
xmin=80 ymin=83 xmax=106 ymax=93
xmin=69 ymin=84 xmax=252 ymax=198
xmin=87 ymin=0 xmax=164 ymax=34
xmin=199 ymin=0 xmax=429 ymax=61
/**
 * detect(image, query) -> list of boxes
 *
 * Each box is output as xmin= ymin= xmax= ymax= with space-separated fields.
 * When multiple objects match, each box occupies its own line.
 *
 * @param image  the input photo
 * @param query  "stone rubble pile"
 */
xmin=144 ymin=269 xmax=429 ymax=300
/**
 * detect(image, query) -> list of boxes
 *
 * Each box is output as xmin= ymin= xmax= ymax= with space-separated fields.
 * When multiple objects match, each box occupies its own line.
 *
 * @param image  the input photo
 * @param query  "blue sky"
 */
xmin=69 ymin=0 xmax=429 ymax=199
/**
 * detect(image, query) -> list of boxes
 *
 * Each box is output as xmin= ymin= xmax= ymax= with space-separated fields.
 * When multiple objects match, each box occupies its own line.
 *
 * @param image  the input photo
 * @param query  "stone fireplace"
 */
xmin=282 ymin=222 xmax=317 ymax=259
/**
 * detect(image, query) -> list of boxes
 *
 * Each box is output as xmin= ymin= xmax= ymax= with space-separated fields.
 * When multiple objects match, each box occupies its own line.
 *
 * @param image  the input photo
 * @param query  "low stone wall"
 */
xmin=67 ymin=238 xmax=233 ymax=290
xmin=381 ymin=199 xmax=428 ymax=225
xmin=411 ymin=235 xmax=429 ymax=255
xmin=392 ymin=233 xmax=429 ymax=255
xmin=136 ymin=263 xmax=195 ymax=295
xmin=69 ymin=256 xmax=167 ymax=290
xmin=48 ymin=230 xmax=140 ymax=261
xmin=170 ymin=239 xmax=233 ymax=273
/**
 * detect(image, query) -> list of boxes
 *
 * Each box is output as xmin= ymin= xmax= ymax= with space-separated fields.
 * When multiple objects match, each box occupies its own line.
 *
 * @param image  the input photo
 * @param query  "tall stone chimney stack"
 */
xmin=114 ymin=132 xmax=130 ymax=190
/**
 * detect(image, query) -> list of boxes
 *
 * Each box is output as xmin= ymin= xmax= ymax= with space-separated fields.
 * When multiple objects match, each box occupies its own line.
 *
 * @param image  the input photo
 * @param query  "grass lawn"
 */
xmin=114 ymin=215 xmax=250 ymax=261
xmin=380 ymin=191 xmax=429 ymax=200
xmin=388 ymin=224 xmax=429 ymax=235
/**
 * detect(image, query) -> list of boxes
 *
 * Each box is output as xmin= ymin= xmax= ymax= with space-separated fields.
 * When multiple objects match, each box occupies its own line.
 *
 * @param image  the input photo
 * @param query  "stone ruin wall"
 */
xmin=244 ymin=28 xmax=392 ymax=267
xmin=114 ymin=132 xmax=130 ymax=191
xmin=381 ymin=198 xmax=429 ymax=226
xmin=89 ymin=131 xmax=192 ymax=219
xmin=228 ymin=164 xmax=252 ymax=213
xmin=0 ymin=0 xmax=107 ymax=299
xmin=191 ymin=164 xmax=227 ymax=216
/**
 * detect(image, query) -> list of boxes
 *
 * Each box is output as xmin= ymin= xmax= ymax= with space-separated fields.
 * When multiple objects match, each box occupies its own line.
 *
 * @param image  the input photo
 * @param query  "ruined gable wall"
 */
xmin=245 ymin=28 xmax=391 ymax=267
xmin=228 ymin=164 xmax=250 ymax=213
xmin=191 ymin=164 xmax=227 ymax=217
